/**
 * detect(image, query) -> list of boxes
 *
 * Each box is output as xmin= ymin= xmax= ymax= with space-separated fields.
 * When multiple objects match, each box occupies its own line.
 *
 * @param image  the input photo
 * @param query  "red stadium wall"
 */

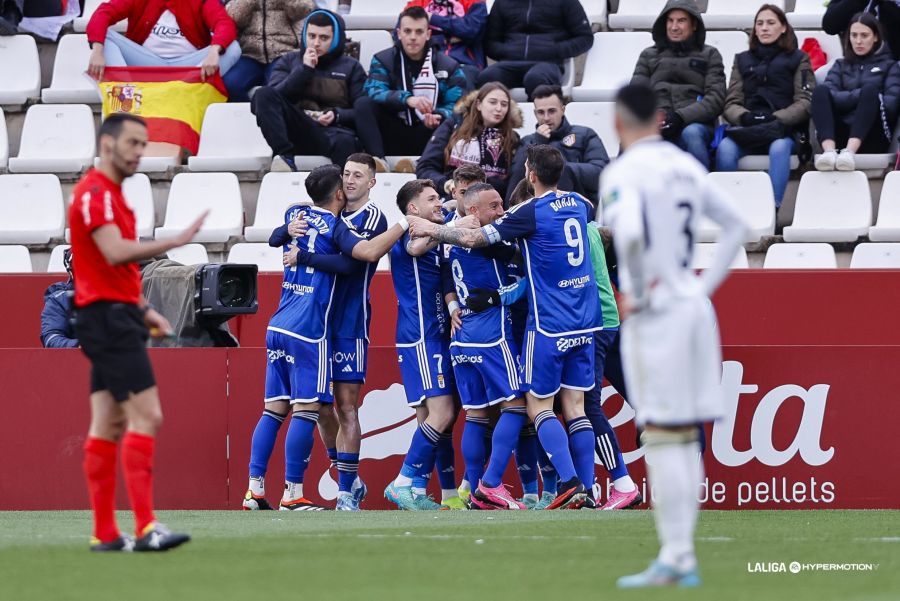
xmin=1 ymin=271 xmax=899 ymax=510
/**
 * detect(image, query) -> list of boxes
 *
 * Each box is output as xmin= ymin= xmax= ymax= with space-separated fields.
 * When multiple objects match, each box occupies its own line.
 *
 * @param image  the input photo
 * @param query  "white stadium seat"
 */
xmin=343 ymin=0 xmax=406 ymax=29
xmin=41 ymin=35 xmax=102 ymax=104
xmin=516 ymin=102 xmax=537 ymax=138
xmin=227 ymin=243 xmax=284 ymax=272
xmin=850 ymin=243 xmax=900 ymax=269
xmin=350 ymin=30 xmax=394 ymax=71
xmin=47 ymin=244 xmax=70 ymax=272
xmin=703 ymin=0 xmax=785 ymax=29
xmin=796 ymin=30 xmax=842 ymax=62
xmin=579 ymin=0 xmax=608 ymax=26
xmin=868 ymin=172 xmax=900 ymax=242
xmin=790 ymin=0 xmax=828 ymax=29
xmin=122 ymin=173 xmax=155 ymax=238
xmin=0 ymin=108 xmax=7 ymax=169
xmin=8 ymin=105 xmax=96 ymax=173
xmin=73 ymin=0 xmax=127 ymax=33
xmin=0 ymin=35 xmax=41 ymax=104
xmin=0 ymin=245 xmax=32 ymax=273
xmin=294 ymin=156 xmax=333 ymax=171
xmin=187 ymin=103 xmax=273 ymax=172
xmin=564 ymin=102 xmax=620 ymax=157
xmin=737 ymin=155 xmax=800 ymax=171
xmin=155 ymin=173 xmax=244 ymax=243
xmin=0 ymin=174 xmax=65 ymax=244
xmin=167 ymin=243 xmax=209 ymax=265
xmin=764 ymin=243 xmax=837 ymax=269
xmin=244 ymin=172 xmax=311 ymax=242
xmin=783 ymin=171 xmax=871 ymax=243
xmin=607 ymin=0 xmax=668 ymax=29
xmin=371 ymin=174 xmax=415 ymax=271
xmin=573 ymin=32 xmax=652 ymax=102
xmin=691 ymin=243 xmax=749 ymax=270
xmin=699 ymin=172 xmax=775 ymax=243
xmin=704 ymin=31 xmax=749 ymax=83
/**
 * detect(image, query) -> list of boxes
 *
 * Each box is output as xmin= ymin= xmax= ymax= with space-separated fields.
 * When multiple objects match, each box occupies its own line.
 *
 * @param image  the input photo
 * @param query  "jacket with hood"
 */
xmin=484 ymin=0 xmax=593 ymax=63
xmin=631 ymin=0 xmax=726 ymax=128
xmin=404 ymin=0 xmax=488 ymax=68
xmin=227 ymin=0 xmax=314 ymax=65
xmin=41 ymin=280 xmax=78 ymax=349
xmin=825 ymin=44 xmax=900 ymax=126
xmin=267 ymin=10 xmax=367 ymax=127
xmin=823 ymin=0 xmax=900 ymax=61
xmin=507 ymin=117 xmax=609 ymax=204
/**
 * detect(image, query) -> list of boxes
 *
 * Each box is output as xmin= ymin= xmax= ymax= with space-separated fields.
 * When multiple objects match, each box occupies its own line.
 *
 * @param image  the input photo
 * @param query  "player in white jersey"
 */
xmin=600 ymin=84 xmax=747 ymax=587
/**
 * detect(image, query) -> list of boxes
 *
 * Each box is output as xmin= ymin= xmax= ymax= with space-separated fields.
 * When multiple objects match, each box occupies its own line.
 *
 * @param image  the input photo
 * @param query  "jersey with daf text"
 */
xmin=448 ymin=243 xmax=515 ymax=346
xmin=390 ymin=234 xmax=448 ymax=345
xmin=268 ymin=205 xmax=340 ymax=342
xmin=482 ymin=190 xmax=602 ymax=336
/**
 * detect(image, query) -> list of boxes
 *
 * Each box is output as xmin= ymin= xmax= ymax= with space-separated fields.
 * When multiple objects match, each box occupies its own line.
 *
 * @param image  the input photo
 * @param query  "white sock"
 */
xmin=645 ymin=441 xmax=701 ymax=573
xmin=459 ymin=479 xmax=471 ymax=493
xmin=394 ymin=474 xmax=413 ymax=488
xmin=523 ymin=493 xmax=539 ymax=503
xmin=613 ymin=475 xmax=637 ymax=493
xmin=351 ymin=476 xmax=363 ymax=491
xmin=249 ymin=476 xmax=265 ymax=496
xmin=442 ymin=488 xmax=459 ymax=501
xmin=282 ymin=481 xmax=303 ymax=501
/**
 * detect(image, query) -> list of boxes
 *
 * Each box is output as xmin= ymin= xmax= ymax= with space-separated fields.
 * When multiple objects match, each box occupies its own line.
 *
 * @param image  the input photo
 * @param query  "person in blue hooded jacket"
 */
xmin=41 ymin=248 xmax=79 ymax=349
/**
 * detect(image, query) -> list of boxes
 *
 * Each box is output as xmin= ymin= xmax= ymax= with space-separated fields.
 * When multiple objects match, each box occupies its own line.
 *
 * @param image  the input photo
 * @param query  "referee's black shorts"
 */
xmin=74 ymin=301 xmax=156 ymax=402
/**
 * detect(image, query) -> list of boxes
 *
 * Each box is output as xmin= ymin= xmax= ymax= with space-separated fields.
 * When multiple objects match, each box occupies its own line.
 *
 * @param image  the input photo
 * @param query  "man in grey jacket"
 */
xmin=631 ymin=0 xmax=725 ymax=168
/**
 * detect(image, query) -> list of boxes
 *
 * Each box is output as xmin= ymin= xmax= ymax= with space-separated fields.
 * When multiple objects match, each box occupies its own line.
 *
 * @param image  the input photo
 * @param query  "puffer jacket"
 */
xmin=226 ymin=0 xmax=314 ymax=65
xmin=484 ymin=0 xmax=593 ymax=62
xmin=631 ymin=0 xmax=726 ymax=127
xmin=823 ymin=0 xmax=900 ymax=61
xmin=41 ymin=281 xmax=78 ymax=348
xmin=825 ymin=44 xmax=900 ymax=125
xmin=266 ymin=10 xmax=366 ymax=125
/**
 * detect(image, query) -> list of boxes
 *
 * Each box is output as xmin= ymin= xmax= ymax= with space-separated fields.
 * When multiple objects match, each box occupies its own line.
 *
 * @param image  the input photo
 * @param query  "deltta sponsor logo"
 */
xmin=558 ymin=275 xmax=590 ymax=289
xmin=451 ymin=354 xmax=483 ymax=365
xmin=550 ymin=197 xmax=578 ymax=212
xmin=282 ymin=282 xmax=315 ymax=296
xmin=267 ymin=349 xmax=295 ymax=364
xmin=556 ymin=335 xmax=593 ymax=352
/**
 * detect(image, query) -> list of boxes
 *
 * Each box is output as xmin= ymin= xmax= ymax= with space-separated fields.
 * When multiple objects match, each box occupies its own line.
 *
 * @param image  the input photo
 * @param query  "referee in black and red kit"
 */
xmin=70 ymin=113 xmax=207 ymax=552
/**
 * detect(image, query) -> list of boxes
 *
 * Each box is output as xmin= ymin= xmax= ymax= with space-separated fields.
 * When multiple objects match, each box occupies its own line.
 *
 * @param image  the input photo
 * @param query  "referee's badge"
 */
xmin=562 ymin=133 xmax=576 ymax=147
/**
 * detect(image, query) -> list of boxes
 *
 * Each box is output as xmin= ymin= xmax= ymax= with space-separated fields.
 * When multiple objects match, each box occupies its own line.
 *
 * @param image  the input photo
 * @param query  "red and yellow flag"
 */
xmin=97 ymin=67 xmax=227 ymax=156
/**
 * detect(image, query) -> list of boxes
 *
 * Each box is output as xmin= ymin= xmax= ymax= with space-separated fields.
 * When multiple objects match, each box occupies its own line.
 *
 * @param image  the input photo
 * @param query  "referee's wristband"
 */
xmin=398 ymin=216 xmax=409 ymax=231
xmin=447 ymin=300 xmax=461 ymax=314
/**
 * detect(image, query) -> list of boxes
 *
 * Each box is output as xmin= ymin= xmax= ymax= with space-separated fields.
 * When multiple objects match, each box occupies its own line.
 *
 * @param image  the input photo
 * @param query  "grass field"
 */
xmin=0 ymin=510 xmax=897 ymax=600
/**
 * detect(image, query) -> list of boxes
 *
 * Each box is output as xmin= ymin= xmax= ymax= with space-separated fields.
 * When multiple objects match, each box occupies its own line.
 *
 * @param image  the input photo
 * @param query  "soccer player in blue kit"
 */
xmin=409 ymin=145 xmax=602 ymax=509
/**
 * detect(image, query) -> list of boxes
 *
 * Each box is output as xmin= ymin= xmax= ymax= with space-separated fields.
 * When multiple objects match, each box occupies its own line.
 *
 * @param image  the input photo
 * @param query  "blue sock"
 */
xmin=567 ymin=416 xmax=596 ymax=489
xmin=516 ymin=424 xmax=539 ymax=495
xmin=538 ymin=446 xmax=558 ymax=494
xmin=326 ymin=447 xmax=338 ymax=468
xmin=249 ymin=410 xmax=285 ymax=478
xmin=698 ymin=424 xmax=707 ymax=454
xmin=482 ymin=407 xmax=527 ymax=488
xmin=435 ymin=430 xmax=456 ymax=490
xmin=400 ymin=422 xmax=440 ymax=481
xmin=584 ymin=408 xmax=629 ymax=480
xmin=285 ymin=411 xmax=318 ymax=484
xmin=462 ymin=416 xmax=488 ymax=487
xmin=336 ymin=452 xmax=359 ymax=493
xmin=534 ymin=410 xmax=577 ymax=482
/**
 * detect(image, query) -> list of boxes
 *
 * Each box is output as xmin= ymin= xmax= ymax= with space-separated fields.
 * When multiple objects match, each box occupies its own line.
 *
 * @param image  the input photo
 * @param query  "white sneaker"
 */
xmin=814 ymin=149 xmax=837 ymax=171
xmin=836 ymin=149 xmax=856 ymax=171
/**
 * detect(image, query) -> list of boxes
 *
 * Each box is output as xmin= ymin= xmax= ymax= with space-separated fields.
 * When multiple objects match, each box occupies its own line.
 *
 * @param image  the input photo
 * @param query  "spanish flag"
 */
xmin=97 ymin=67 xmax=227 ymax=156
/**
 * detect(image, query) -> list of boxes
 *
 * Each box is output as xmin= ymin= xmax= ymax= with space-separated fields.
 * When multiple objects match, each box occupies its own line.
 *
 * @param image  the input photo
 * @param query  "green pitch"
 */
xmin=0 ymin=510 xmax=897 ymax=601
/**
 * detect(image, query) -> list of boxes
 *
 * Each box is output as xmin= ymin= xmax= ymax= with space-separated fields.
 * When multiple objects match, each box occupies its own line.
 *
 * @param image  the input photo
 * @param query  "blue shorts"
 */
xmin=264 ymin=330 xmax=333 ymax=404
xmin=521 ymin=330 xmax=596 ymax=399
xmin=397 ymin=339 xmax=454 ymax=406
xmin=332 ymin=337 xmax=368 ymax=383
xmin=451 ymin=340 xmax=522 ymax=409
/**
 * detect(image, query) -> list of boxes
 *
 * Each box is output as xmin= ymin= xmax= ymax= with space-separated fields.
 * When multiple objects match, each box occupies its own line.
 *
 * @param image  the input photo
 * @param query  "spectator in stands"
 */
xmin=631 ymin=0 xmax=726 ymax=169
xmin=251 ymin=9 xmax=371 ymax=173
xmin=507 ymin=84 xmax=609 ymax=204
xmin=86 ymin=0 xmax=241 ymax=79
xmin=358 ymin=5 xmax=467 ymax=166
xmin=813 ymin=12 xmax=900 ymax=171
xmin=715 ymin=4 xmax=814 ymax=209
xmin=40 ymin=248 xmax=78 ymax=349
xmin=476 ymin=0 xmax=593 ymax=100
xmin=314 ymin=0 xmax=350 ymax=15
xmin=404 ymin=0 xmax=488 ymax=88
xmin=0 ymin=0 xmax=22 ymax=34
xmin=823 ymin=0 xmax=900 ymax=61
xmin=224 ymin=0 xmax=315 ymax=103
xmin=416 ymin=82 xmax=521 ymax=198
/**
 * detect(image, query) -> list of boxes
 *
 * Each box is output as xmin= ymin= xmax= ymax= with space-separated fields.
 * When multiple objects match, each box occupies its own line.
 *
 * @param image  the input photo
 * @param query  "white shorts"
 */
xmin=620 ymin=296 xmax=722 ymax=427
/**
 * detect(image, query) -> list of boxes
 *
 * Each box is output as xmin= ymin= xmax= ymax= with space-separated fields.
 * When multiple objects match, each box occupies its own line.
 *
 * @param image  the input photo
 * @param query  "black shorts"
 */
xmin=74 ymin=302 xmax=156 ymax=402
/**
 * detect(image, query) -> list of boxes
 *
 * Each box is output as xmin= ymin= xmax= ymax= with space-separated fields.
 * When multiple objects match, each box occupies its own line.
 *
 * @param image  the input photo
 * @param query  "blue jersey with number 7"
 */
xmin=482 ymin=191 xmax=603 ymax=336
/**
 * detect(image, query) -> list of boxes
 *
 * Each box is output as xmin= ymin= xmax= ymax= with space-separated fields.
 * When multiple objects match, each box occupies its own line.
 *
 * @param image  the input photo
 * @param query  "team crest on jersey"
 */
xmin=437 ymin=375 xmax=445 ymax=388
xmin=562 ymin=133 xmax=576 ymax=147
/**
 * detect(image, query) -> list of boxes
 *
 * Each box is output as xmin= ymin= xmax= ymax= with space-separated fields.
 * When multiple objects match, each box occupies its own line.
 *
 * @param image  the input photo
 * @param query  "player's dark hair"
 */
xmin=396 ymin=179 xmax=438 ymax=214
xmin=305 ymin=164 xmax=343 ymax=207
xmin=398 ymin=5 xmax=429 ymax=24
xmin=531 ymin=84 xmax=565 ymax=104
xmin=525 ymin=145 xmax=565 ymax=187
xmin=615 ymin=83 xmax=658 ymax=125
xmin=97 ymin=113 xmax=146 ymax=143
xmin=452 ymin=164 xmax=486 ymax=185
xmin=508 ymin=178 xmax=534 ymax=207
xmin=307 ymin=10 xmax=334 ymax=30
xmin=345 ymin=152 xmax=376 ymax=175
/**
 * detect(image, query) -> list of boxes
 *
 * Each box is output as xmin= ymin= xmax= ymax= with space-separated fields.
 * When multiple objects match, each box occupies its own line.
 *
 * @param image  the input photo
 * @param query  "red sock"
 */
xmin=122 ymin=431 xmax=157 ymax=536
xmin=83 ymin=437 xmax=120 ymax=543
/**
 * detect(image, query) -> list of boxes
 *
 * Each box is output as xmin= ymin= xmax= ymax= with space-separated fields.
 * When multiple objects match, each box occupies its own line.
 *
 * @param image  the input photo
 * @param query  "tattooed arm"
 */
xmin=407 ymin=215 xmax=490 ymax=248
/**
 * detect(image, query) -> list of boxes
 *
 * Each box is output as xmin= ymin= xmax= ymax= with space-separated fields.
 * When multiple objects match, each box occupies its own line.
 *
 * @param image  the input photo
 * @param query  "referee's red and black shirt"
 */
xmin=69 ymin=168 xmax=141 ymax=308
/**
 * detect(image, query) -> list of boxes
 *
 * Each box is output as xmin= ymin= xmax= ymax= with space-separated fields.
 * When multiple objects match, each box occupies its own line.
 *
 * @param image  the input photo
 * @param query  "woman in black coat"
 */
xmin=813 ymin=12 xmax=900 ymax=171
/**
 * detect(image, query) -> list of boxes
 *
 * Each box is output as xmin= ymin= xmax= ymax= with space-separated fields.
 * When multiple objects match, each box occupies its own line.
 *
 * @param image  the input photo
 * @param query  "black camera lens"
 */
xmin=219 ymin=274 xmax=248 ymax=307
